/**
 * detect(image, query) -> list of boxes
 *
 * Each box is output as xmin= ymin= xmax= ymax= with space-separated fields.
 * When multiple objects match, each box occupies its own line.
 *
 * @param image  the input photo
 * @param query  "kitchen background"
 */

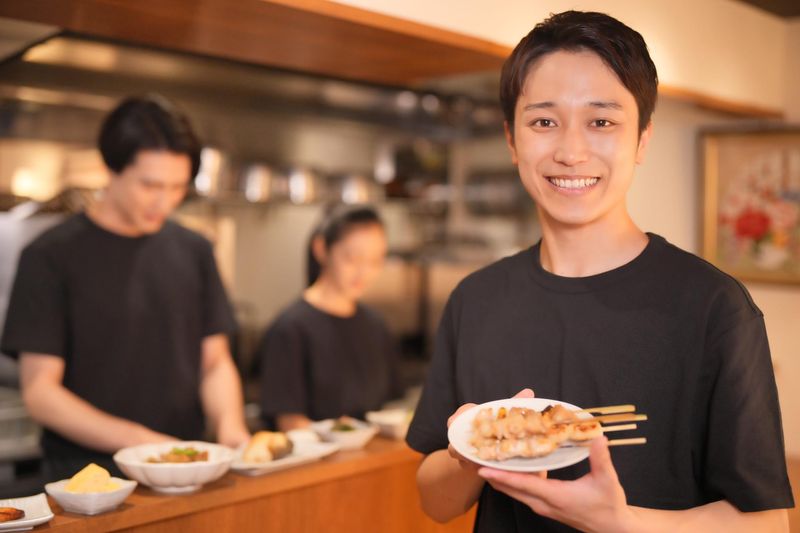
xmin=0 ymin=0 xmax=798 ymax=512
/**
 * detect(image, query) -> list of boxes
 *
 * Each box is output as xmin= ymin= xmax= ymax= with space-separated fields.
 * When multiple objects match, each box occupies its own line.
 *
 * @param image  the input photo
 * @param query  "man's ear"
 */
xmin=504 ymin=121 xmax=519 ymax=166
xmin=311 ymin=235 xmax=327 ymax=265
xmin=635 ymin=122 xmax=654 ymax=165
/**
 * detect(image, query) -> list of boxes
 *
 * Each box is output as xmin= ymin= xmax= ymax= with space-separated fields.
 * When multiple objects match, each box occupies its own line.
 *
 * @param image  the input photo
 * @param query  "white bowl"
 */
xmin=366 ymin=409 xmax=412 ymax=440
xmin=113 ymin=441 xmax=234 ymax=494
xmin=45 ymin=478 xmax=136 ymax=515
xmin=310 ymin=419 xmax=378 ymax=450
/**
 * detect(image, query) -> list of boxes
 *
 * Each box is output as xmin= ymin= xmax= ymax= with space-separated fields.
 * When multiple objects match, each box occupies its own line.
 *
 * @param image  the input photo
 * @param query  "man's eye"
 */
xmin=531 ymin=119 xmax=556 ymax=128
xmin=592 ymin=119 xmax=613 ymax=127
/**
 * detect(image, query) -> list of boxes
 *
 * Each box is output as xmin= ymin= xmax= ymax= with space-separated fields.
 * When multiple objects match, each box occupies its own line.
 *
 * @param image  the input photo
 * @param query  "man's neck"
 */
xmin=538 ymin=209 xmax=648 ymax=278
xmin=87 ymin=195 xmax=141 ymax=237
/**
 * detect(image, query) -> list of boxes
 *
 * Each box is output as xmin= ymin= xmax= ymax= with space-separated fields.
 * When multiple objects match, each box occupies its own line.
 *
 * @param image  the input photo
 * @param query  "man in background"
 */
xmin=1 ymin=95 xmax=249 ymax=480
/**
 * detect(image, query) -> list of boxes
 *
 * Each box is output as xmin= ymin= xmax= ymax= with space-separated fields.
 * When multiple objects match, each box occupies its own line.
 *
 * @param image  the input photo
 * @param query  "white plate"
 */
xmin=447 ymin=397 xmax=592 ymax=473
xmin=231 ymin=440 xmax=340 ymax=476
xmin=0 ymin=493 xmax=54 ymax=531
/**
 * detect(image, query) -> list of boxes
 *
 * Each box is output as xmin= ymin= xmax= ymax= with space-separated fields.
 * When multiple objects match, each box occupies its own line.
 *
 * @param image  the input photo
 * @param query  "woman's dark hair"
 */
xmin=500 ymin=11 xmax=658 ymax=137
xmin=306 ymin=204 xmax=384 ymax=287
xmin=98 ymin=94 xmax=202 ymax=178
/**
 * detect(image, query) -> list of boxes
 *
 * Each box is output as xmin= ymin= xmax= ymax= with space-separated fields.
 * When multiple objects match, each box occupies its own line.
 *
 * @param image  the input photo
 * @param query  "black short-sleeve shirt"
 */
xmin=406 ymin=234 xmax=794 ymax=532
xmin=1 ymin=213 xmax=236 ymax=466
xmin=258 ymin=299 xmax=400 ymax=426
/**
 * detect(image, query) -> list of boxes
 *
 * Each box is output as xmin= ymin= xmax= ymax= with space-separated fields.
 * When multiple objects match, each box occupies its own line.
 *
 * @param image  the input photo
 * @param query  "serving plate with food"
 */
xmin=45 ymin=463 xmax=137 ymax=515
xmin=448 ymin=398 xmax=646 ymax=472
xmin=310 ymin=416 xmax=378 ymax=450
xmin=231 ymin=431 xmax=339 ymax=476
xmin=0 ymin=493 xmax=53 ymax=531
xmin=113 ymin=441 xmax=234 ymax=494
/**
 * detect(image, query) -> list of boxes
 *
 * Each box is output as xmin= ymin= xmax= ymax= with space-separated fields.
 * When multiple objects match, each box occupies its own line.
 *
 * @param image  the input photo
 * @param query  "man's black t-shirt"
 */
xmin=258 ymin=299 xmax=399 ymax=426
xmin=1 ymin=213 xmax=235 ymax=473
xmin=406 ymin=234 xmax=794 ymax=532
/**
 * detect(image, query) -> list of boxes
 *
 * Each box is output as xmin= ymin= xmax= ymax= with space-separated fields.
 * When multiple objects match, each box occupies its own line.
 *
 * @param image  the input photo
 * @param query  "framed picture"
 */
xmin=702 ymin=128 xmax=800 ymax=284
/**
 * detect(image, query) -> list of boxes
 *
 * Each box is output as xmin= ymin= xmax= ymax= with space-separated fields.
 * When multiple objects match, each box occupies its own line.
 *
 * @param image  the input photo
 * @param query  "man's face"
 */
xmin=506 ymin=49 xmax=652 ymax=229
xmin=107 ymin=150 xmax=192 ymax=235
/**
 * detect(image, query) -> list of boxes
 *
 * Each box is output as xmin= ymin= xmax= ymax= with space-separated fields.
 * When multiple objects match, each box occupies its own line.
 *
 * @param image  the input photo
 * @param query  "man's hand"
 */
xmin=478 ymin=436 xmax=632 ymax=533
xmin=447 ymin=387 xmax=537 ymax=471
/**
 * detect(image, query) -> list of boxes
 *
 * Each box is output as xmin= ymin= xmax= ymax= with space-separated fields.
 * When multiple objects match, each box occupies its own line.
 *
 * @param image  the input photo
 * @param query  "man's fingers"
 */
xmin=447 ymin=402 xmax=477 ymax=427
xmin=588 ymin=437 xmax=618 ymax=482
xmin=478 ymin=467 xmax=550 ymax=495
xmin=513 ymin=388 xmax=535 ymax=398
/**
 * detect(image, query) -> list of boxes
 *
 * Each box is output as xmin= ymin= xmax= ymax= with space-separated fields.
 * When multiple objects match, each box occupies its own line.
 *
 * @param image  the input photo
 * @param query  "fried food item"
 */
xmin=470 ymin=404 xmax=602 ymax=461
xmin=568 ymin=420 xmax=603 ymax=441
xmin=147 ymin=447 xmax=208 ymax=463
xmin=243 ymin=431 xmax=294 ymax=463
xmin=0 ymin=507 xmax=25 ymax=522
xmin=65 ymin=463 xmax=120 ymax=493
xmin=542 ymin=404 xmax=580 ymax=425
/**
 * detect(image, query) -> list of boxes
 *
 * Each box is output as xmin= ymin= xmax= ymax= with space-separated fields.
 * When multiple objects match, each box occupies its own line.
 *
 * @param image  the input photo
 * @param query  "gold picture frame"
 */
xmin=702 ymin=128 xmax=800 ymax=284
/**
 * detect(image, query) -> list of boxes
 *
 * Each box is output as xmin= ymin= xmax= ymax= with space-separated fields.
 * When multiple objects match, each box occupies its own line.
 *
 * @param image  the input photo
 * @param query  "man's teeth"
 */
xmin=549 ymin=177 xmax=599 ymax=189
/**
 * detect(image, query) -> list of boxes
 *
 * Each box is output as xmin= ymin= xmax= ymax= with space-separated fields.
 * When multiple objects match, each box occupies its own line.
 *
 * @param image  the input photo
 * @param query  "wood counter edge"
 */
xmin=43 ymin=438 xmax=425 ymax=532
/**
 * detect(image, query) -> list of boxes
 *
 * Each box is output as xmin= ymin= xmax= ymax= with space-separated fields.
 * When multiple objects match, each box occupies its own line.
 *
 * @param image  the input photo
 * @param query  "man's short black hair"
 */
xmin=500 ymin=11 xmax=658 ymax=136
xmin=98 ymin=95 xmax=202 ymax=178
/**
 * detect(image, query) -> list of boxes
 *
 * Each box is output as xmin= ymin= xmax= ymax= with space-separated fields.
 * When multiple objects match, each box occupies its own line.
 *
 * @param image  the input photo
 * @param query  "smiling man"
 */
xmin=407 ymin=11 xmax=793 ymax=533
xmin=1 ymin=95 xmax=249 ymax=481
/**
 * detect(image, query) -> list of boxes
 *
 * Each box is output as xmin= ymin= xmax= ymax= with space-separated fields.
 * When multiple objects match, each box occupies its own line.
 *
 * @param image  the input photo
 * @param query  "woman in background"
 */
xmin=258 ymin=204 xmax=401 ymax=431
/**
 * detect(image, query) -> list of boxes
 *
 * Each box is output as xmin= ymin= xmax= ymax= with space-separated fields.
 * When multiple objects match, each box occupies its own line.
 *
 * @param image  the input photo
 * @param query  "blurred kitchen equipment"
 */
xmin=193 ymin=147 xmax=233 ymax=198
xmin=337 ymin=173 xmax=384 ymax=204
xmin=240 ymin=163 xmax=276 ymax=203
xmin=0 ymin=387 xmax=40 ymax=465
xmin=287 ymin=167 xmax=322 ymax=204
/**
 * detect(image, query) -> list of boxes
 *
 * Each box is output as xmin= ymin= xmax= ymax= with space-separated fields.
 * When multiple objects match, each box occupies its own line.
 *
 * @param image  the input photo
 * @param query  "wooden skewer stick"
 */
xmin=577 ymin=404 xmax=635 ymax=415
xmin=575 ymin=437 xmax=647 ymax=447
xmin=600 ymin=423 xmax=637 ymax=433
xmin=590 ymin=413 xmax=648 ymax=424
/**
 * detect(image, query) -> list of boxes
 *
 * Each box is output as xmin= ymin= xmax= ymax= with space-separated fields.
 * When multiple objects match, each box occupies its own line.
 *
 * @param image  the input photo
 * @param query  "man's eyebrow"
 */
xmin=588 ymin=101 xmax=623 ymax=110
xmin=522 ymin=101 xmax=555 ymax=111
xmin=522 ymin=101 xmax=624 ymax=111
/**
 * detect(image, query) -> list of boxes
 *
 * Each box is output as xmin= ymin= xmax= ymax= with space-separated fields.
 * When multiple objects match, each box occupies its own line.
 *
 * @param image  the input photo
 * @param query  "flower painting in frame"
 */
xmin=702 ymin=129 xmax=800 ymax=284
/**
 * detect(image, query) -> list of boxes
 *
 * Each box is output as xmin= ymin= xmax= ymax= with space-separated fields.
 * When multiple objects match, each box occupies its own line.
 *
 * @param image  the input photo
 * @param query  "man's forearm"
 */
xmin=624 ymin=501 xmax=788 ymax=533
xmin=200 ymin=351 xmax=248 ymax=446
xmin=417 ymin=449 xmax=484 ymax=523
xmin=23 ymin=379 xmax=172 ymax=453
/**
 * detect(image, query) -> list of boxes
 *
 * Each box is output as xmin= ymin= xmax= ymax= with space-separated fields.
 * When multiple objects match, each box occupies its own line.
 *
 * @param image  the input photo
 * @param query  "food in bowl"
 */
xmin=311 ymin=417 xmax=378 ymax=451
xmin=113 ymin=441 xmax=234 ymax=494
xmin=0 ymin=507 xmax=24 ymax=522
xmin=46 ymin=463 xmax=137 ymax=515
xmin=331 ymin=416 xmax=359 ymax=432
xmin=65 ymin=463 xmax=120 ymax=493
xmin=147 ymin=446 xmax=208 ymax=463
xmin=242 ymin=431 xmax=293 ymax=463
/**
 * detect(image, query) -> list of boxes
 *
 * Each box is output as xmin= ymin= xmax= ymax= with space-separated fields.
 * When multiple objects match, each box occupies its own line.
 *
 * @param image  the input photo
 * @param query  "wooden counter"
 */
xmin=37 ymin=438 xmax=474 ymax=532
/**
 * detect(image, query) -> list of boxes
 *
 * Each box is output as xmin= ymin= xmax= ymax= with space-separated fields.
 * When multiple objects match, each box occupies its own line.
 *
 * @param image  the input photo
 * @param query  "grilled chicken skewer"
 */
xmin=470 ymin=405 xmax=645 ymax=461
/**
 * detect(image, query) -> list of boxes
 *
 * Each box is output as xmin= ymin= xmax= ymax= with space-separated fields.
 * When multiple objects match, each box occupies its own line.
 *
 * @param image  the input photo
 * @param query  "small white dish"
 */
xmin=310 ymin=418 xmax=378 ymax=450
xmin=45 ymin=478 xmax=136 ymax=515
xmin=113 ymin=441 xmax=234 ymax=494
xmin=0 ymin=493 xmax=54 ymax=531
xmin=231 ymin=440 xmax=340 ymax=476
xmin=366 ymin=409 xmax=412 ymax=440
xmin=448 ymin=397 xmax=592 ymax=473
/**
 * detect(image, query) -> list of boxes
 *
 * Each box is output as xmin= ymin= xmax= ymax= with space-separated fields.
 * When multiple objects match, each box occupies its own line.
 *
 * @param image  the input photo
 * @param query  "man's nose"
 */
xmin=553 ymin=122 xmax=590 ymax=166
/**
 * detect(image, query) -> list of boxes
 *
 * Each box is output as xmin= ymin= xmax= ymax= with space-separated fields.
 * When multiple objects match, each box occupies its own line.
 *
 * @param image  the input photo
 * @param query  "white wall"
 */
xmin=335 ymin=0 xmax=788 ymax=112
xmin=633 ymin=97 xmax=800 ymax=456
